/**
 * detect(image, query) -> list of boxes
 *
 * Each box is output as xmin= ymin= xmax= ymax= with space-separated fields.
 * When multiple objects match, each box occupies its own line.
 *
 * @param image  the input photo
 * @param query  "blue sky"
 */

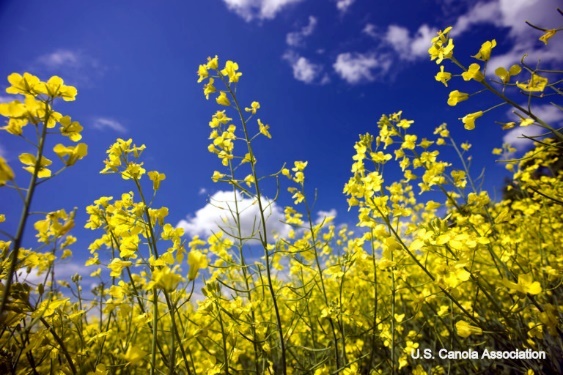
xmin=1 ymin=0 xmax=562 ymax=282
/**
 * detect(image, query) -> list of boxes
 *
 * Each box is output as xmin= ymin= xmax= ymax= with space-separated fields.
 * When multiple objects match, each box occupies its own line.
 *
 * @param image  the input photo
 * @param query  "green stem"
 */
xmin=0 ymin=98 xmax=53 ymax=317
xmin=222 ymin=75 xmax=287 ymax=375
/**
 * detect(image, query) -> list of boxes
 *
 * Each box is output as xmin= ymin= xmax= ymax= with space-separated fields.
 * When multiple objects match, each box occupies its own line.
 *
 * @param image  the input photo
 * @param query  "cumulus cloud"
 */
xmin=450 ymin=1 xmax=502 ymax=37
xmin=335 ymin=0 xmax=355 ymax=13
xmin=286 ymin=16 xmax=317 ymax=47
xmin=315 ymin=209 xmax=337 ymax=225
xmin=384 ymin=24 xmax=437 ymax=61
xmin=503 ymin=104 xmax=563 ymax=152
xmin=92 ymin=117 xmax=127 ymax=133
xmin=451 ymin=0 xmax=563 ymax=70
xmin=177 ymin=190 xmax=292 ymax=241
xmin=283 ymin=51 xmax=327 ymax=84
xmin=333 ymin=52 xmax=392 ymax=84
xmin=502 ymin=126 xmax=545 ymax=152
xmin=222 ymin=0 xmax=303 ymax=22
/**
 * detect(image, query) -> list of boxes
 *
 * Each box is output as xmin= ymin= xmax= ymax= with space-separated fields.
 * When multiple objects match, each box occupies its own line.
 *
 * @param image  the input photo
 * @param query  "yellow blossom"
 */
xmin=460 ymin=111 xmax=483 ymax=130
xmin=539 ymin=29 xmax=557 ymax=44
xmin=456 ymin=320 xmax=483 ymax=338
xmin=188 ymin=250 xmax=208 ymax=280
xmin=53 ymin=143 xmax=88 ymax=166
xmin=435 ymin=65 xmax=451 ymax=86
xmin=447 ymin=90 xmax=469 ymax=106
xmin=19 ymin=153 xmax=52 ymax=178
xmin=472 ymin=39 xmax=496 ymax=61
xmin=0 ymin=157 xmax=15 ymax=185
xmin=221 ymin=60 xmax=242 ymax=83
xmin=517 ymin=74 xmax=548 ymax=92
xmin=216 ymin=91 xmax=231 ymax=106
xmin=461 ymin=63 xmax=484 ymax=81
xmin=245 ymin=101 xmax=260 ymax=114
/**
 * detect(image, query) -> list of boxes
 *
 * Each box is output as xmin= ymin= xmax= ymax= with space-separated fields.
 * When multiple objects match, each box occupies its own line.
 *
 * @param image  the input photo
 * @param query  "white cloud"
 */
xmin=503 ymin=104 xmax=563 ymax=151
xmin=451 ymin=0 xmax=563 ymax=69
xmin=451 ymin=1 xmax=502 ymax=37
xmin=92 ymin=117 xmax=127 ymax=133
xmin=502 ymin=125 xmax=545 ymax=152
xmin=333 ymin=52 xmax=391 ymax=84
xmin=315 ymin=209 xmax=337 ymax=225
xmin=527 ymin=104 xmax=563 ymax=126
xmin=283 ymin=51 xmax=326 ymax=84
xmin=363 ymin=23 xmax=378 ymax=38
xmin=0 ymin=143 xmax=6 ymax=158
xmin=177 ymin=190 xmax=291 ymax=241
xmin=384 ymin=24 xmax=437 ymax=61
xmin=286 ymin=16 xmax=317 ymax=47
xmin=38 ymin=49 xmax=81 ymax=69
xmin=222 ymin=0 xmax=303 ymax=22
xmin=335 ymin=0 xmax=355 ymax=13
xmin=35 ymin=49 xmax=105 ymax=87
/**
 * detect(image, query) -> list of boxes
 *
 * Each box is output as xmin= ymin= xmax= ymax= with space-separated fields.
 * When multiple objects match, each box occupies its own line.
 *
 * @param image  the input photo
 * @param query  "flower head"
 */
xmin=435 ymin=66 xmax=452 ymax=86
xmin=461 ymin=63 xmax=484 ymax=82
xmin=460 ymin=111 xmax=483 ymax=130
xmin=447 ymin=90 xmax=469 ymax=106
xmin=216 ymin=91 xmax=231 ymax=106
xmin=472 ymin=39 xmax=496 ymax=61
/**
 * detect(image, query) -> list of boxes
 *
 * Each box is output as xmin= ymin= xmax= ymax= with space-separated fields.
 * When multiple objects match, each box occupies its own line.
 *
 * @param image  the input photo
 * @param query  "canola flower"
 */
xmin=1 ymin=13 xmax=563 ymax=375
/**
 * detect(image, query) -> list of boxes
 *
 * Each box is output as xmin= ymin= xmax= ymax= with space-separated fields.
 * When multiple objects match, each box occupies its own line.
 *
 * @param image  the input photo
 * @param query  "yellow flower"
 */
xmin=258 ymin=119 xmax=271 ymax=138
xmin=35 ymin=76 xmax=77 ymax=101
xmin=53 ymin=143 xmax=88 ymax=166
xmin=124 ymin=345 xmax=147 ymax=365
xmin=472 ymin=39 xmax=496 ymax=61
xmin=203 ymin=78 xmax=216 ymax=99
xmin=461 ymin=63 xmax=484 ymax=82
xmin=197 ymin=64 xmax=208 ymax=83
xmin=429 ymin=27 xmax=454 ymax=64
xmin=188 ymin=250 xmax=208 ymax=280
xmin=517 ymin=74 xmax=548 ymax=92
xmin=539 ymin=29 xmax=557 ymax=45
xmin=435 ymin=66 xmax=451 ymax=86
xmin=107 ymin=258 xmax=132 ymax=277
xmin=221 ymin=60 xmax=242 ymax=83
xmin=6 ymin=72 xmax=41 ymax=95
xmin=147 ymin=170 xmax=166 ymax=190
xmin=401 ymin=134 xmax=417 ymax=150
xmin=460 ymin=111 xmax=483 ymax=130
xmin=447 ymin=90 xmax=469 ymax=106
xmin=19 ymin=153 xmax=52 ymax=178
xmin=216 ymin=91 xmax=231 ymax=106
xmin=495 ymin=65 xmax=521 ymax=84
xmin=152 ymin=266 xmax=182 ymax=292
xmin=206 ymin=55 xmax=219 ymax=70
xmin=0 ymin=157 xmax=15 ymax=185
xmin=211 ymin=170 xmax=225 ymax=182
xmin=502 ymin=273 xmax=542 ymax=295
xmin=520 ymin=118 xmax=535 ymax=127
xmin=456 ymin=320 xmax=482 ymax=338
xmin=59 ymin=115 xmax=83 ymax=141
xmin=245 ymin=101 xmax=260 ymax=114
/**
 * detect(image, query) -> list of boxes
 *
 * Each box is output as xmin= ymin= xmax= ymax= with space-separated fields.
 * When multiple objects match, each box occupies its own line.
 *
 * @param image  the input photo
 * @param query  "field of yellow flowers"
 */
xmin=1 ymin=18 xmax=562 ymax=375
